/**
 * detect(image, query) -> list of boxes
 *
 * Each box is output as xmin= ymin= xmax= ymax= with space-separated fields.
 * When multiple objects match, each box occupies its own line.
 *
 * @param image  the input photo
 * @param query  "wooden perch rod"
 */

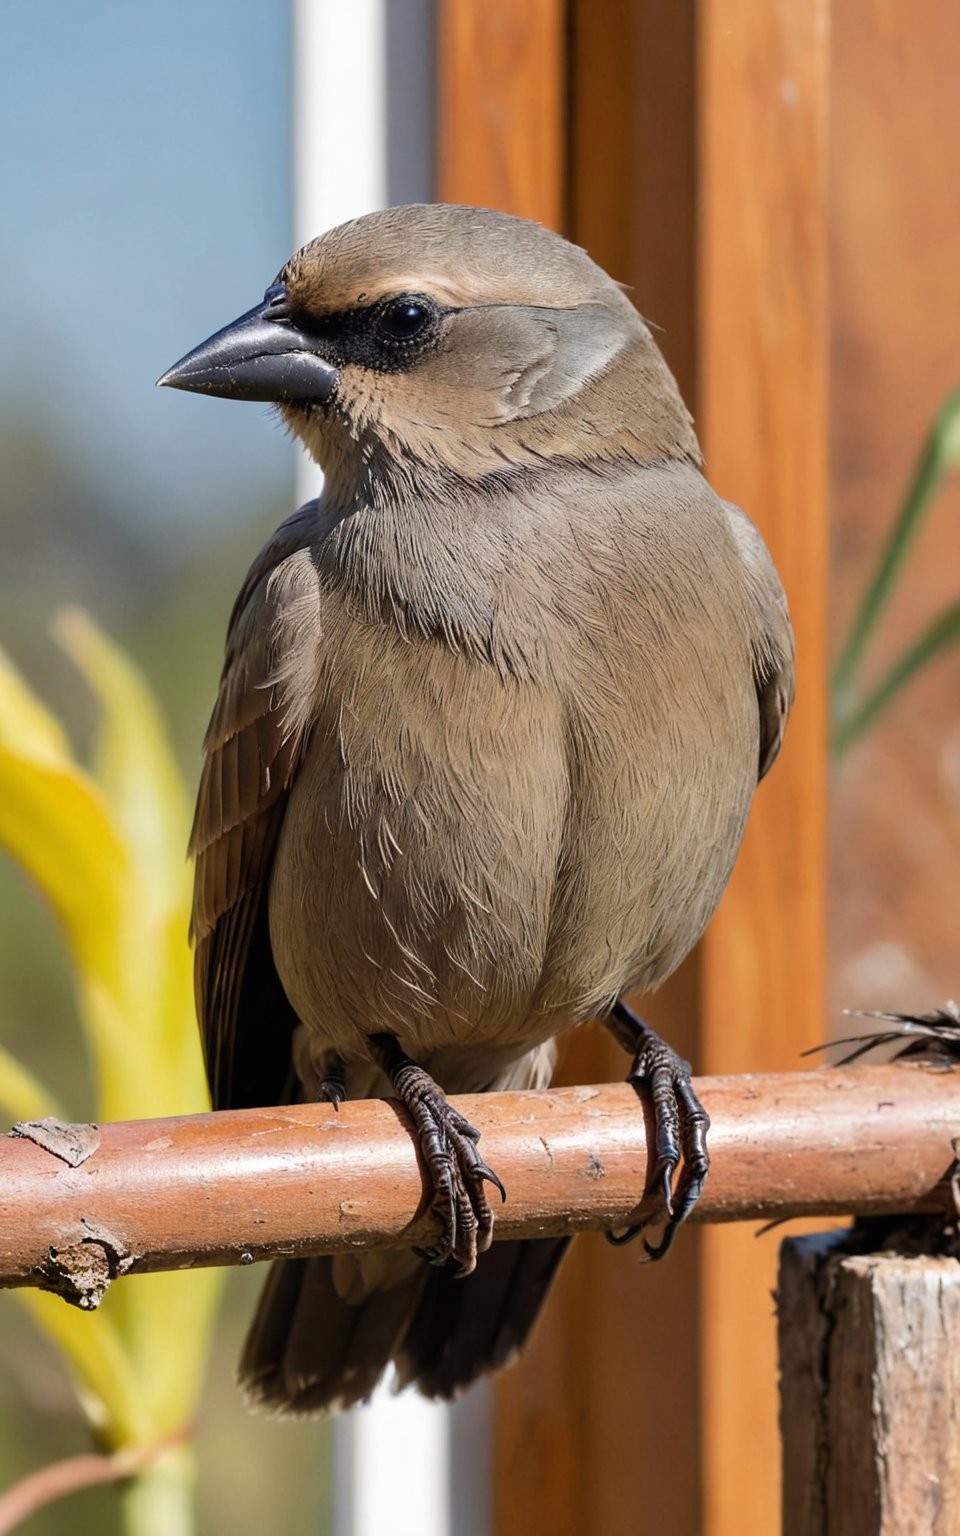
xmin=0 ymin=1063 xmax=957 ymax=1305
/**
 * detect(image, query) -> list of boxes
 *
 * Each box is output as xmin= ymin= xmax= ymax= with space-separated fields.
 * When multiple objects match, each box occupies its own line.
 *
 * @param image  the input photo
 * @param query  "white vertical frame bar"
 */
xmin=292 ymin=0 xmax=387 ymax=506
xmin=292 ymin=0 xmax=387 ymax=250
xmin=291 ymin=5 xmax=452 ymax=1535
xmin=336 ymin=1387 xmax=451 ymax=1536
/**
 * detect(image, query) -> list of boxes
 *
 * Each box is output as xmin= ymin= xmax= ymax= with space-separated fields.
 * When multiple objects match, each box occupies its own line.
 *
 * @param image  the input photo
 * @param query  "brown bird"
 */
xmin=158 ymin=204 xmax=794 ymax=1415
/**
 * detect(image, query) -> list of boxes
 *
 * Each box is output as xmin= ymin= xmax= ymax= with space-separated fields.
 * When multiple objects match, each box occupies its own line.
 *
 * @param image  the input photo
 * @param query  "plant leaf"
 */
xmin=15 ymin=1290 xmax=156 ymax=1449
xmin=0 ymin=621 xmax=223 ymax=1480
xmin=0 ymin=1041 xmax=63 ymax=1124
xmin=54 ymin=608 xmax=192 ymax=917
xmin=833 ymin=599 xmax=960 ymax=754
xmin=832 ymin=386 xmax=960 ymax=709
xmin=0 ymin=742 xmax=129 ymax=996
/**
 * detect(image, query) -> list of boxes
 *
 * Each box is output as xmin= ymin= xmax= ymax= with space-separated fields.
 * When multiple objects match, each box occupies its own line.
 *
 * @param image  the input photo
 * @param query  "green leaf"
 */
xmin=0 ymin=696 xmax=130 ymax=997
xmin=833 ymin=599 xmax=960 ymax=754
xmin=832 ymin=387 xmax=960 ymax=711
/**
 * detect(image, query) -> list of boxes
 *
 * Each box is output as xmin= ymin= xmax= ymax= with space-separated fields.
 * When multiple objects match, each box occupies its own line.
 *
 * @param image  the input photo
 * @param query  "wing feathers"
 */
xmin=722 ymin=499 xmax=795 ymax=781
xmin=190 ymin=501 xmax=321 ymax=1109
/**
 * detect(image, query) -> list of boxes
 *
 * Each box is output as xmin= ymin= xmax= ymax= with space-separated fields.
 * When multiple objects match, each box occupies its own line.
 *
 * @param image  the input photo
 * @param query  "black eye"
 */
xmin=378 ymin=299 xmax=432 ymax=342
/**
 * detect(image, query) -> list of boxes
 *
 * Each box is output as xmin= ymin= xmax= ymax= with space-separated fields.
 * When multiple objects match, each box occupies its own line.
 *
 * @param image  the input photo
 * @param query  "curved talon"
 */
xmin=317 ymin=1060 xmax=347 ymax=1110
xmin=605 ymin=1222 xmax=646 ymax=1248
xmin=643 ymin=1229 xmax=676 ymax=1263
xmin=478 ymin=1161 xmax=507 ymax=1203
xmin=657 ymin=1160 xmax=675 ymax=1217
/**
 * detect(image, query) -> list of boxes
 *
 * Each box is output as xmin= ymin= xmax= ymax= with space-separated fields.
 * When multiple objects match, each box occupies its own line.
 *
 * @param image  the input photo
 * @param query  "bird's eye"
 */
xmin=378 ymin=299 xmax=432 ymax=343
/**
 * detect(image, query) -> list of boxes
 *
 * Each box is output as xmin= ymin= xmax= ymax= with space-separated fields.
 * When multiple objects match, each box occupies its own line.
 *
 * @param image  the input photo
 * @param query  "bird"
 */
xmin=158 ymin=203 xmax=794 ymax=1416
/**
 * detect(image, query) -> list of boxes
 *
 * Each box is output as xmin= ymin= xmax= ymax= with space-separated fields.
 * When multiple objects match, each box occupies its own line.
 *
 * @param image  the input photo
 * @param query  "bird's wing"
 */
xmin=190 ymin=500 xmax=322 ymax=1109
xmin=722 ymin=500 xmax=796 ymax=781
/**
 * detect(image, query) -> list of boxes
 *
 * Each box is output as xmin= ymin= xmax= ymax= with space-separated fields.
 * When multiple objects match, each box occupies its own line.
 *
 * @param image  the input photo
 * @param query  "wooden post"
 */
xmin=436 ymin=5 xmax=830 ymax=1533
xmin=436 ymin=0 xmax=567 ymax=232
xmin=779 ymin=1235 xmax=960 ymax=1534
xmin=697 ymin=4 xmax=830 ymax=1532
xmin=435 ymin=8 xmax=583 ymax=1532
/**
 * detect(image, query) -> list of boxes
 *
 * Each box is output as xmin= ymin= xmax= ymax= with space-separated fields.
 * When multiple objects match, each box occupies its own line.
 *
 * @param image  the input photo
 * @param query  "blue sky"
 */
xmin=0 ymin=0 xmax=295 ymax=526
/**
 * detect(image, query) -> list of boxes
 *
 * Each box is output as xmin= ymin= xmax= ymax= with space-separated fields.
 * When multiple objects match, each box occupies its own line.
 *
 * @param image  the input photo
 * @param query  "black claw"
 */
xmin=478 ymin=1161 xmax=507 ymax=1202
xmin=605 ymin=1222 xmax=646 ymax=1247
xmin=317 ymin=1058 xmax=347 ymax=1109
xmin=643 ymin=1224 xmax=680 ymax=1263
xmin=656 ymin=1160 xmax=676 ymax=1216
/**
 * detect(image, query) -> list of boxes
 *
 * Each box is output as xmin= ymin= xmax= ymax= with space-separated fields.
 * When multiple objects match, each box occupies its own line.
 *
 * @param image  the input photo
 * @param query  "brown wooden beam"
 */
xmin=697 ymin=3 xmax=831 ymax=1531
xmin=434 ymin=9 xmax=574 ymax=1527
xmin=1 ymin=1066 xmax=956 ymax=1300
xmin=435 ymin=7 xmax=831 ymax=1531
xmin=552 ymin=9 xmax=704 ymax=1532
xmin=436 ymin=0 xmax=567 ymax=229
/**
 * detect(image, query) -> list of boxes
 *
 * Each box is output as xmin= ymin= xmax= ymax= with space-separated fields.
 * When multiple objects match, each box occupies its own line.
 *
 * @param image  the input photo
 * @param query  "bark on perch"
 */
xmin=0 ymin=1063 xmax=956 ymax=1303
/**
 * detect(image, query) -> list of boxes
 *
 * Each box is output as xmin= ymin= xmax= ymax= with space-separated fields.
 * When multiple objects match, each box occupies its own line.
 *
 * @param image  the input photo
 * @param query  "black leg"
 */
xmin=317 ymin=1057 xmax=347 ymax=1109
xmin=370 ymin=1033 xmax=506 ymax=1278
xmin=605 ymin=999 xmax=710 ymax=1260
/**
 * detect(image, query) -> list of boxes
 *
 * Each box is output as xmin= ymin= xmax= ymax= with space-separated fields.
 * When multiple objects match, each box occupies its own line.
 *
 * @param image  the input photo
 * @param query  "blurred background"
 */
xmin=1 ymin=3 xmax=958 ymax=1535
xmin=0 ymin=3 xmax=319 ymax=1532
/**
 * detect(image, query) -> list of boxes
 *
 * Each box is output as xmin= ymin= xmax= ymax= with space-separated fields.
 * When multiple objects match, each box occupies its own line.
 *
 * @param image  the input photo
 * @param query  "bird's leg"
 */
xmin=369 ymin=1032 xmax=506 ymax=1278
xmin=605 ymin=999 xmax=710 ymax=1261
xmin=317 ymin=1057 xmax=347 ymax=1108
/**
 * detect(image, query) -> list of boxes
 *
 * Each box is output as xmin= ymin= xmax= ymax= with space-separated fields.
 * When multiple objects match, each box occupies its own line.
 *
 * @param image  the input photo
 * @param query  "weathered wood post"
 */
xmin=780 ymin=1228 xmax=960 ymax=1535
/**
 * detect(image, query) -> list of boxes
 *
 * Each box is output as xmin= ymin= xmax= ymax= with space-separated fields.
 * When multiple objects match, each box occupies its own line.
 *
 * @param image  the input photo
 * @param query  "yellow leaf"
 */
xmin=122 ymin=1270 xmax=223 ymax=1432
xmin=0 ymin=622 xmax=222 ymax=1482
xmin=0 ymin=647 xmax=73 ymax=764
xmin=54 ymin=608 xmax=192 ymax=915
xmin=0 ymin=747 xmax=129 ymax=992
xmin=16 ymin=1290 xmax=156 ymax=1448
xmin=0 ymin=1041 xmax=63 ymax=1124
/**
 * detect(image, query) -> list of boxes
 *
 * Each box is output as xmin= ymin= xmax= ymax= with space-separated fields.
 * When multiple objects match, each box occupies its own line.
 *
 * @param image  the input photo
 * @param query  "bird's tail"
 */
xmin=395 ymin=1233 xmax=570 ymax=1399
xmin=238 ymin=1040 xmax=568 ymax=1416
xmin=238 ymin=1235 xmax=570 ymax=1416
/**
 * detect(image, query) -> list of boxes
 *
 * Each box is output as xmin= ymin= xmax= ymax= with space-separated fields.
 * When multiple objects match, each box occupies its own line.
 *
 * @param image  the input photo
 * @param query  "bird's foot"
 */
xmin=606 ymin=1000 xmax=710 ymax=1261
xmin=370 ymin=1033 xmax=506 ymax=1278
xmin=317 ymin=1058 xmax=347 ymax=1109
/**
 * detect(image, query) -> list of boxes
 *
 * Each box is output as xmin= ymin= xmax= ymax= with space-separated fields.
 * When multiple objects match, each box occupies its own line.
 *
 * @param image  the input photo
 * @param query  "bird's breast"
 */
xmin=267 ymin=621 xmax=569 ymax=1061
xmin=265 ymin=464 xmax=766 ymax=1072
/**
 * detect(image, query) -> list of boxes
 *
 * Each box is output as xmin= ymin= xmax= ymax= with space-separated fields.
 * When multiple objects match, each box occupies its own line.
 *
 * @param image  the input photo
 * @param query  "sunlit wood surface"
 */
xmin=437 ymin=0 xmax=566 ymax=231
xmin=437 ymin=4 xmax=829 ymax=1533
xmin=2 ymin=1067 xmax=950 ymax=1292
xmin=697 ymin=4 xmax=830 ymax=1531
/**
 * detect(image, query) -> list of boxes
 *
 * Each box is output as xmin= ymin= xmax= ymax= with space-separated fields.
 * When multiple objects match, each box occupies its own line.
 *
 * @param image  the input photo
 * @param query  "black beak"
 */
xmin=157 ymin=289 xmax=338 ymax=404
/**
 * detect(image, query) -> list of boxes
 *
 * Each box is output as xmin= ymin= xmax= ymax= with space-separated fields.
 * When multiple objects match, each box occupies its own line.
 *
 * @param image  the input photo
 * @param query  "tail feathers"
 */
xmin=240 ymin=1045 xmax=567 ymax=1417
xmin=239 ymin=1255 xmax=426 ymax=1416
xmin=396 ymin=1236 xmax=571 ymax=1400
xmin=239 ymin=1237 xmax=569 ymax=1417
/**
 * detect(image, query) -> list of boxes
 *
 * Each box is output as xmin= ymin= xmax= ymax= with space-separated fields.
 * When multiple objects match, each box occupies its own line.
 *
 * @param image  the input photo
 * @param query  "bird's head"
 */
xmin=159 ymin=204 xmax=698 ymax=491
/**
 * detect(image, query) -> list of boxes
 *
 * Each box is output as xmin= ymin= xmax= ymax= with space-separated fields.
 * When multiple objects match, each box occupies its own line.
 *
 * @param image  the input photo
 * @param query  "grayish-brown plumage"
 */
xmin=159 ymin=204 xmax=794 ymax=1416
